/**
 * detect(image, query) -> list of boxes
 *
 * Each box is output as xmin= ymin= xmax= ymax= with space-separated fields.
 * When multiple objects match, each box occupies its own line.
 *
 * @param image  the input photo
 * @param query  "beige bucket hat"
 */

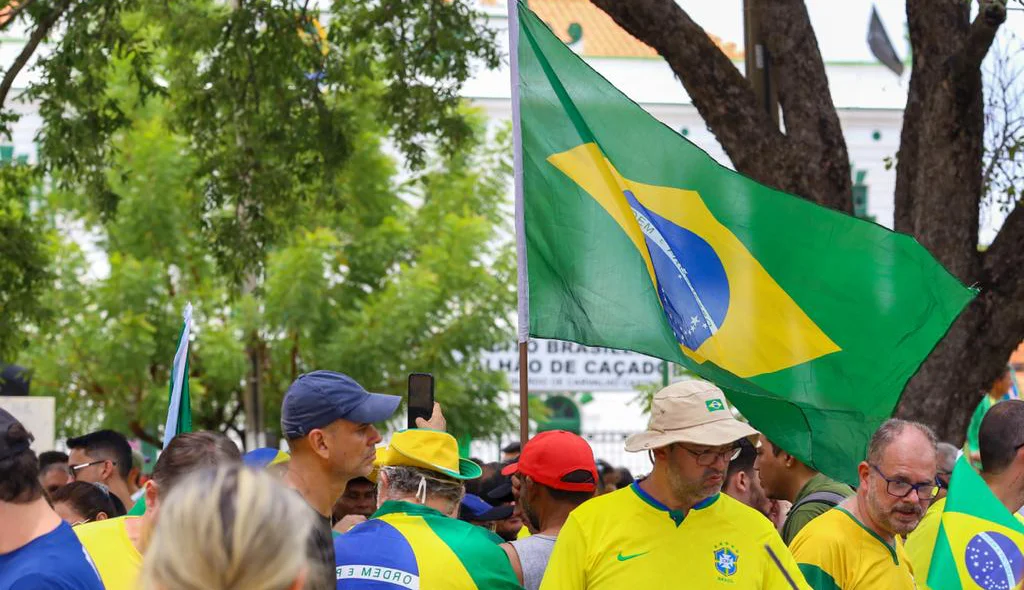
xmin=625 ymin=379 xmax=759 ymax=452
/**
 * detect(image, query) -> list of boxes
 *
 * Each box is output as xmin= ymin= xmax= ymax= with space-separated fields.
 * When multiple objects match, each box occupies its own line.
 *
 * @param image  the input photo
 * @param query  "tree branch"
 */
xmin=963 ymin=0 xmax=1007 ymax=70
xmin=589 ymin=0 xmax=786 ymax=184
xmin=129 ymin=420 xmax=163 ymax=449
xmin=756 ymin=0 xmax=852 ymax=212
xmin=984 ymin=202 xmax=1023 ymax=289
xmin=0 ymin=0 xmax=68 ymax=109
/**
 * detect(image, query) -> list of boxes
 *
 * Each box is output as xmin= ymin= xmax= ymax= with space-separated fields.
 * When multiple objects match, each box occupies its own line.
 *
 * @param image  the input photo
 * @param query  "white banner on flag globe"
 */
xmin=481 ymin=338 xmax=666 ymax=392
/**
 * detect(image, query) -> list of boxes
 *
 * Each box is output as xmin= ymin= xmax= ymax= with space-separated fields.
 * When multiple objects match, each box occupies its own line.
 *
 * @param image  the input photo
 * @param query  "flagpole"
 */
xmin=508 ymin=0 xmax=529 ymax=445
xmin=519 ymin=342 xmax=529 ymax=445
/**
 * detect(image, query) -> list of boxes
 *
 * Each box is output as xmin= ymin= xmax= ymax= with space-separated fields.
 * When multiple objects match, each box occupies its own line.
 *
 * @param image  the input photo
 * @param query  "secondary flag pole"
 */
xmin=764 ymin=544 xmax=799 ymax=590
xmin=508 ymin=0 xmax=530 ymax=445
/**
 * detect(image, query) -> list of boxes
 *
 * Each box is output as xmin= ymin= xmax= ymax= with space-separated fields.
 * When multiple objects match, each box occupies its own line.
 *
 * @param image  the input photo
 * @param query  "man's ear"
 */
xmin=783 ymin=452 xmax=797 ymax=469
xmin=857 ymin=461 xmax=871 ymax=488
xmin=308 ymin=429 xmax=331 ymax=460
xmin=735 ymin=471 xmax=750 ymax=493
xmin=100 ymin=459 xmax=116 ymax=481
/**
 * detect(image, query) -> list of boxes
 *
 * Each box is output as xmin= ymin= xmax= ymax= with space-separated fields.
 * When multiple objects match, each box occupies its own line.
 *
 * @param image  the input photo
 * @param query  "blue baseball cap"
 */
xmin=459 ymin=493 xmax=514 ymax=522
xmin=281 ymin=371 xmax=401 ymax=439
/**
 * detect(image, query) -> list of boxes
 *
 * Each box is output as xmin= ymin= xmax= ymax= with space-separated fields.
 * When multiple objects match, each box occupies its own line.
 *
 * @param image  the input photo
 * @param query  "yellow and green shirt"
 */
xmin=333 ymin=500 xmax=520 ymax=589
xmin=790 ymin=507 xmax=915 ymax=589
xmin=539 ymin=482 xmax=809 ymax=589
xmin=74 ymin=516 xmax=143 ymax=590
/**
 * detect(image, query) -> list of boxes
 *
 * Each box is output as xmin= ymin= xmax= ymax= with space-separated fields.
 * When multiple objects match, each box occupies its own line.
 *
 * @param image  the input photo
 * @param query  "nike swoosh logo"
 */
xmin=616 ymin=551 xmax=649 ymax=562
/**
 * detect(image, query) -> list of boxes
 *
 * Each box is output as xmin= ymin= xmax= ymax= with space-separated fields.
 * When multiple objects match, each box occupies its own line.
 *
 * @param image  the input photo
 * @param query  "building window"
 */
xmin=852 ymin=168 xmax=872 ymax=220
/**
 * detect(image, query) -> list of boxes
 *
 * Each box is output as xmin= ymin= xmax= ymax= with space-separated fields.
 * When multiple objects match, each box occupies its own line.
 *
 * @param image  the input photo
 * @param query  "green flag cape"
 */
xmin=511 ymin=1 xmax=974 ymax=485
xmin=927 ymin=456 xmax=1024 ymax=589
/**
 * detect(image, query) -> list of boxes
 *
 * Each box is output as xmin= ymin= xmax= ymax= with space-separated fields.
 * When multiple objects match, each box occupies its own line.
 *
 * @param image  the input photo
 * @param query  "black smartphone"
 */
xmin=407 ymin=373 xmax=434 ymax=429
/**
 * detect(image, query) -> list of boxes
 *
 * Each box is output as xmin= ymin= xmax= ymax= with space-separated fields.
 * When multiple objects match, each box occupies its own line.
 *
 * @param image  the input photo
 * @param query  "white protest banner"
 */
xmin=482 ymin=339 xmax=666 ymax=392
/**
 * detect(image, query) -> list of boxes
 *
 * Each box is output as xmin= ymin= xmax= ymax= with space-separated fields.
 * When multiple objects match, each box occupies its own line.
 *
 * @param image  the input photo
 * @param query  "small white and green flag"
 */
xmin=162 ymin=303 xmax=193 ymax=448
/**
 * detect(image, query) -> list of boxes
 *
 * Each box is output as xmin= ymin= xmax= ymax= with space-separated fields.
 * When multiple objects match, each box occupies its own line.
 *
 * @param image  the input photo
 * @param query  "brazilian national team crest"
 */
xmin=713 ymin=542 xmax=739 ymax=578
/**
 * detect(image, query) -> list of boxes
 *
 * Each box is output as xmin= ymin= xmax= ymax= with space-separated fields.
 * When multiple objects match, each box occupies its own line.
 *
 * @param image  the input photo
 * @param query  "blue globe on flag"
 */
xmin=965 ymin=531 xmax=1024 ymax=590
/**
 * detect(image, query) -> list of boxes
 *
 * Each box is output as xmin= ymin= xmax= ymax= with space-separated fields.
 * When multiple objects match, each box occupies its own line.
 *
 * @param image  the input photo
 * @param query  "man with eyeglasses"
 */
xmin=790 ymin=418 xmax=938 ymax=589
xmin=66 ymin=430 xmax=134 ymax=509
xmin=905 ymin=399 xmax=1024 ymax=589
xmin=540 ymin=380 xmax=808 ymax=589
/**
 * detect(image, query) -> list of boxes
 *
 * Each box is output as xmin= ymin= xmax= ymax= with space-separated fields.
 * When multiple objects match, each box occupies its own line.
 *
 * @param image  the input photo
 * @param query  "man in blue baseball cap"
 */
xmin=280 ymin=370 xmax=444 ymax=590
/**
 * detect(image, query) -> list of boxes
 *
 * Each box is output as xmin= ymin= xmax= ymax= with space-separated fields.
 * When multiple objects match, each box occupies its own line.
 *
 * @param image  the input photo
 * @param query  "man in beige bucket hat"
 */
xmin=540 ymin=380 xmax=809 ymax=589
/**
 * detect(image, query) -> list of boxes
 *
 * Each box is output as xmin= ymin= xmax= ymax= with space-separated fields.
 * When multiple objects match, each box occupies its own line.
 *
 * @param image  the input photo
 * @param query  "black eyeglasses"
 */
xmin=870 ymin=464 xmax=938 ymax=500
xmin=70 ymin=459 xmax=111 ymax=477
xmin=675 ymin=444 xmax=742 ymax=467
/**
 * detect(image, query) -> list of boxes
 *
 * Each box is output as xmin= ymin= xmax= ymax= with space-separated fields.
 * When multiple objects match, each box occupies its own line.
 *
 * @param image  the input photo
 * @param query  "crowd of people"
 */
xmin=1 ymin=367 xmax=1022 ymax=589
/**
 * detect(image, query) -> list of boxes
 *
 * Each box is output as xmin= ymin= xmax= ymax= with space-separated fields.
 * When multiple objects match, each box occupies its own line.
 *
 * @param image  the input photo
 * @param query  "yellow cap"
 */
xmin=374 ymin=429 xmax=482 ymax=480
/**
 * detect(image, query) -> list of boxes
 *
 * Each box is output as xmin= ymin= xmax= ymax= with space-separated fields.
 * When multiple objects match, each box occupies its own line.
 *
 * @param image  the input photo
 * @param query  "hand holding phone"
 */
xmin=407 ymin=373 xmax=435 ymax=429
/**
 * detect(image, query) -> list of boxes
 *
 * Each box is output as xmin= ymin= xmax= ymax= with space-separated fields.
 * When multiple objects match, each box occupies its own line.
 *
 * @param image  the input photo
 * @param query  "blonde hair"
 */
xmin=140 ymin=464 xmax=314 ymax=590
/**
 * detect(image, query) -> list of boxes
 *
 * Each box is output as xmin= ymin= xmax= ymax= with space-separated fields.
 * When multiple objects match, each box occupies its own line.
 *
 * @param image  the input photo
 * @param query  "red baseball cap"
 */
xmin=501 ymin=430 xmax=597 ymax=492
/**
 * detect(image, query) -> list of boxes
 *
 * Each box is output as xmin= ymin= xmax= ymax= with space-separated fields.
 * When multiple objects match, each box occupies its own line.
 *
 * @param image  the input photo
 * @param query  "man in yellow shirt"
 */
xmin=74 ymin=431 xmax=241 ymax=590
xmin=906 ymin=399 xmax=1024 ymax=589
xmin=540 ymin=380 xmax=808 ymax=589
xmin=790 ymin=419 xmax=938 ymax=589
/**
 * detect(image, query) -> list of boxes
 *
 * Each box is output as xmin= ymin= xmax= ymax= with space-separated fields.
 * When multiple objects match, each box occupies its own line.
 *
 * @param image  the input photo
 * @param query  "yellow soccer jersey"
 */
xmin=74 ymin=516 xmax=143 ymax=590
xmin=790 ymin=506 xmax=915 ymax=589
xmin=539 ymin=482 xmax=808 ymax=590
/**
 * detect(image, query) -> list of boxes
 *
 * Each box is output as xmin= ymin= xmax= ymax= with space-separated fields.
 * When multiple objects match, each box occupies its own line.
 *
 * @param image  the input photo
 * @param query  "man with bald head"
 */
xmin=791 ymin=419 xmax=938 ymax=589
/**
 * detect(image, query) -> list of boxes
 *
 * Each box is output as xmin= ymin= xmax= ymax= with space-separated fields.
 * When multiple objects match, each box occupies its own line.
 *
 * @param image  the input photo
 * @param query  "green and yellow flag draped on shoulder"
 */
xmin=512 ymin=1 xmax=974 ymax=485
xmin=926 ymin=457 xmax=1024 ymax=589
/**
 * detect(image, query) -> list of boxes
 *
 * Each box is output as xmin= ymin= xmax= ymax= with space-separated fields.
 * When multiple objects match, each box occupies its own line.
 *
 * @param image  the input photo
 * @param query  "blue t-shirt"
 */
xmin=0 ymin=521 xmax=104 ymax=590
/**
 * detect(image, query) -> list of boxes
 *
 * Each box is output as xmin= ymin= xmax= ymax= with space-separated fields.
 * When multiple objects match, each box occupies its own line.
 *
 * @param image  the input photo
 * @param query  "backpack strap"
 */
xmin=792 ymin=490 xmax=846 ymax=512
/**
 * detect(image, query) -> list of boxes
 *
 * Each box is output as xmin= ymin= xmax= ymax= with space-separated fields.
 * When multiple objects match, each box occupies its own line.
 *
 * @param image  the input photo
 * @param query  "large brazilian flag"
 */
xmin=511 ymin=1 xmax=974 ymax=485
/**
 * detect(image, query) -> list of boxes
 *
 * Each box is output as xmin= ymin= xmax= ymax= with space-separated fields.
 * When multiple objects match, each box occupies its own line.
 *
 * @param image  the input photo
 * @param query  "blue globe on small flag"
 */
xmin=965 ymin=531 xmax=1024 ymax=590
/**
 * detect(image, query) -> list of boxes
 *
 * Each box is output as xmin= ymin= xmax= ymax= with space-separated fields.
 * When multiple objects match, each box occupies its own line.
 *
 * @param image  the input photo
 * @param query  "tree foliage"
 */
xmin=19 ymin=93 xmax=516 ymax=443
xmin=4 ymin=0 xmax=499 ymax=281
xmin=4 ymin=0 xmax=516 ymax=444
xmin=0 ymin=165 xmax=52 ymax=361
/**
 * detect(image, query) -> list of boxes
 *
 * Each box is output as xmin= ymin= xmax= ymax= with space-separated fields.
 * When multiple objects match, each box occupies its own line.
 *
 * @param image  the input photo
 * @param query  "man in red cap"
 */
xmin=500 ymin=430 xmax=598 ymax=590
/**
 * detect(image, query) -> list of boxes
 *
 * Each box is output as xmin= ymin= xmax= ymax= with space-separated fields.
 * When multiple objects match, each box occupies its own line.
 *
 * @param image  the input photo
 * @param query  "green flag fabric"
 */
xmin=512 ymin=1 xmax=974 ymax=485
xmin=128 ymin=303 xmax=194 ymax=517
xmin=162 ymin=303 xmax=193 ymax=448
xmin=927 ymin=456 xmax=1024 ymax=589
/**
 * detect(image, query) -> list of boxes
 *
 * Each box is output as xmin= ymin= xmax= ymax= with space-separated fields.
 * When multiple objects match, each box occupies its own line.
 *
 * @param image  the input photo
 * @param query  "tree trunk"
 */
xmin=590 ymin=0 xmax=852 ymax=211
xmin=596 ymin=0 xmax=1020 ymax=443
xmin=892 ymin=0 xmax=1013 ymax=443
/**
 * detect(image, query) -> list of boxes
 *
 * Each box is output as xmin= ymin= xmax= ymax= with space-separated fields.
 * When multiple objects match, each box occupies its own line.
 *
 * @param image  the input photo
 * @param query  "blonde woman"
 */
xmin=140 ymin=464 xmax=315 ymax=590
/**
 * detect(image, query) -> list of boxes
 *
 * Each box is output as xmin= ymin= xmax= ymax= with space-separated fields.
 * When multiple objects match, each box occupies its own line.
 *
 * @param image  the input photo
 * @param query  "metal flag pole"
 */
xmin=519 ymin=342 xmax=529 ymax=445
xmin=764 ymin=544 xmax=800 ymax=590
xmin=507 ymin=0 xmax=529 ymax=446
